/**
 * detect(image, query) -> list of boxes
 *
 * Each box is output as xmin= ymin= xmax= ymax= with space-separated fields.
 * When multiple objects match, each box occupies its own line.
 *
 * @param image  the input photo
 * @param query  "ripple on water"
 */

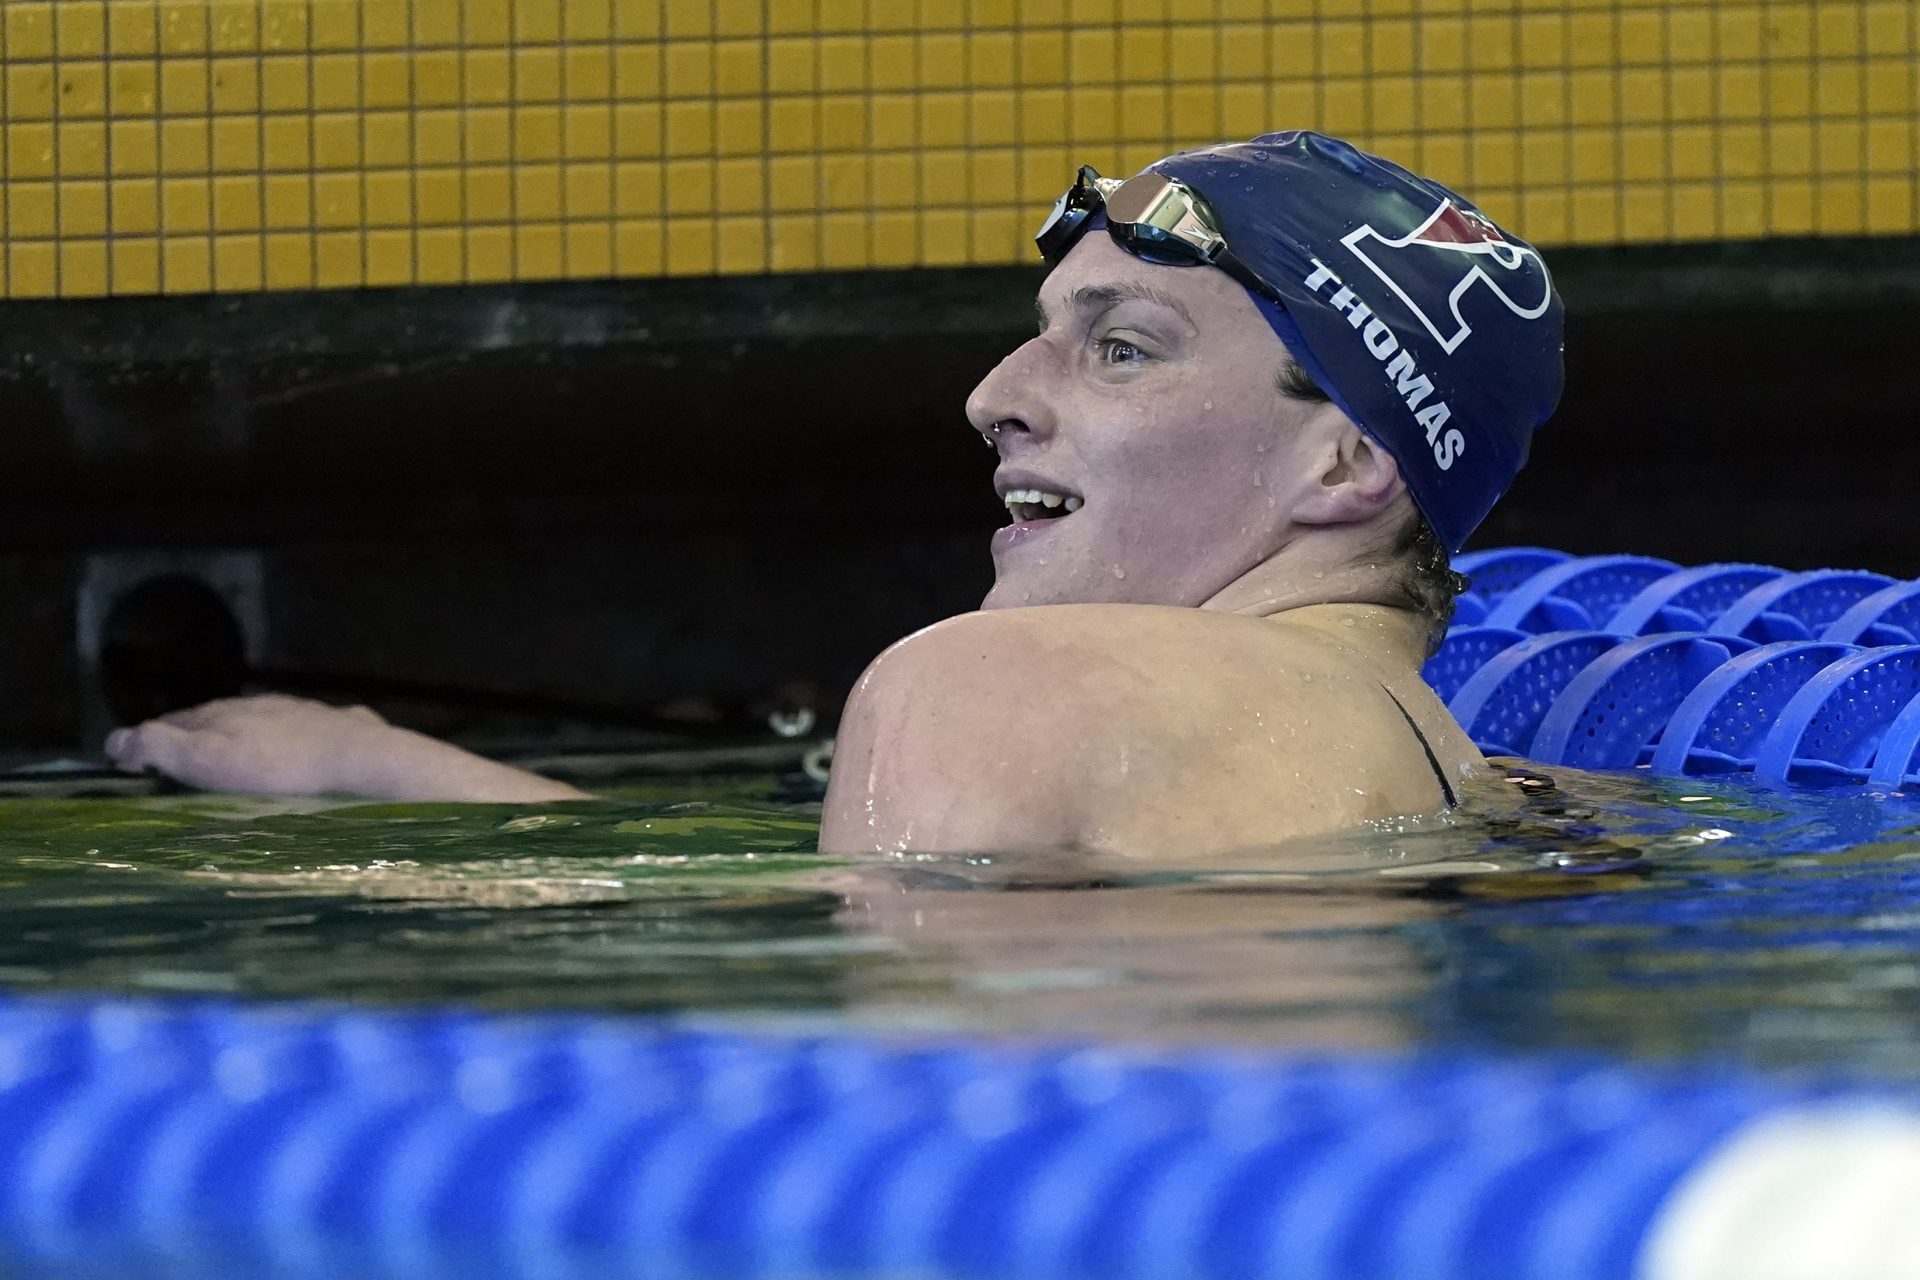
xmin=1 ymin=765 xmax=1918 ymax=1076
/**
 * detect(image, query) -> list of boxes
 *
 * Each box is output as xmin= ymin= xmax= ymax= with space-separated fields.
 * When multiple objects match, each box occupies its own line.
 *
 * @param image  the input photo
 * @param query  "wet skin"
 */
xmin=818 ymin=232 xmax=1482 ymax=857
xmin=107 ymin=232 xmax=1483 ymax=855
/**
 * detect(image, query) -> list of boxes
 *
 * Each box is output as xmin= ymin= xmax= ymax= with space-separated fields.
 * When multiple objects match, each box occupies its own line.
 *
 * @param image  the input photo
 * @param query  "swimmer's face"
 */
xmin=968 ymin=231 xmax=1343 ymax=609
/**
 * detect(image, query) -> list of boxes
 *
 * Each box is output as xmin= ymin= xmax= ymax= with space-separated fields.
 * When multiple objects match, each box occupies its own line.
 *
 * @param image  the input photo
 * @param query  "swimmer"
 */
xmin=106 ymin=132 xmax=1564 ymax=858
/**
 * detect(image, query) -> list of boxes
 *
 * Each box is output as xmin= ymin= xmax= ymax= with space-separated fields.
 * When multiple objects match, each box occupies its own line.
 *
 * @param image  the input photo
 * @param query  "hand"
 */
xmin=106 ymin=694 xmax=405 ymax=796
xmin=107 ymin=694 xmax=593 ymax=802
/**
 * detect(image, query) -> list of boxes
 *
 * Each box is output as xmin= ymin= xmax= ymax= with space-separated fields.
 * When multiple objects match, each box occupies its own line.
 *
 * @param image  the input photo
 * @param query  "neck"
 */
xmin=1198 ymin=530 xmax=1431 ymax=670
xmin=1200 ymin=527 xmax=1405 ymax=615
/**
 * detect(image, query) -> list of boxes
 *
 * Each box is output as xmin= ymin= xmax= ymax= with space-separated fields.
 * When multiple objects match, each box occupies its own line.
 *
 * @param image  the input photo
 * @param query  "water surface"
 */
xmin=3 ymin=763 xmax=1917 ymax=1079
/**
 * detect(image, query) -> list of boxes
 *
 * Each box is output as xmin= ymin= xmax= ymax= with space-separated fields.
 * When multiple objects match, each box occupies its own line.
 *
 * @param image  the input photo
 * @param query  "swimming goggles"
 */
xmin=1035 ymin=165 xmax=1284 ymax=303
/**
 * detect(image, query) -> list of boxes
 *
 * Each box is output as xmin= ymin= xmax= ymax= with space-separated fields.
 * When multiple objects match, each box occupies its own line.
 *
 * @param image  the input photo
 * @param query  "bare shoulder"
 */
xmin=850 ymin=603 xmax=1360 ymax=682
xmin=821 ymin=605 xmax=1475 ymax=859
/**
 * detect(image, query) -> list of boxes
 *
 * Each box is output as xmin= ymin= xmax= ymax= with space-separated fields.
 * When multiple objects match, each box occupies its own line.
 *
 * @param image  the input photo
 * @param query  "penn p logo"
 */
xmin=1340 ymin=201 xmax=1553 ymax=354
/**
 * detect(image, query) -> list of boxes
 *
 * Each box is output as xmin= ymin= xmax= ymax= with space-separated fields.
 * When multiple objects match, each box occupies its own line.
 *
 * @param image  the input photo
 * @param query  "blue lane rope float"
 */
xmin=1645 ymin=642 xmax=1857 ymax=779
xmin=1425 ymin=552 xmax=1920 ymax=789
xmin=1479 ymin=556 xmax=1680 ymax=634
xmin=1449 ymin=546 xmax=1576 ymax=627
xmin=1821 ymin=580 xmax=1920 ymax=646
xmin=1707 ymin=570 xmax=1896 ymax=644
xmin=1527 ymin=633 xmax=1753 ymax=771
xmin=1424 ymin=626 xmax=1529 ymax=705
xmin=1604 ymin=564 xmax=1785 ymax=637
xmin=1750 ymin=645 xmax=1920 ymax=786
xmin=1453 ymin=546 xmax=1571 ymax=602
xmin=1 ymin=994 xmax=1919 ymax=1280
xmin=1446 ymin=631 xmax=1622 ymax=758
xmin=1867 ymin=690 xmax=1920 ymax=791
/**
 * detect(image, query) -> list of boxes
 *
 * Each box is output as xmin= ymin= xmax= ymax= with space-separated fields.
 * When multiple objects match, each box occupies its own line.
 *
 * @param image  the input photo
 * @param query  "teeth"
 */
xmin=1001 ymin=487 xmax=1079 ymax=507
xmin=1064 ymin=496 xmax=1083 ymax=513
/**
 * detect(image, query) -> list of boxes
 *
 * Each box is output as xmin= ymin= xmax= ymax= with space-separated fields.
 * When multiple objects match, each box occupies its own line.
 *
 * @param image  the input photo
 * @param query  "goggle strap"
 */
xmin=1211 ymin=249 xmax=1285 ymax=304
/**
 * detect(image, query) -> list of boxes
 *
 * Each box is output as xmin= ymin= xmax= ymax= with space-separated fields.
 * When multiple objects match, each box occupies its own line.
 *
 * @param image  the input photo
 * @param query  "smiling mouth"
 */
xmin=1001 ymin=487 xmax=1084 ymax=524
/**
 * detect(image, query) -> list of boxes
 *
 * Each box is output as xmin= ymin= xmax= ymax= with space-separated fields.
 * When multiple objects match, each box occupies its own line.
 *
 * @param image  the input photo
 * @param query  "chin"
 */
xmin=979 ymin=578 xmax=1032 ymax=610
xmin=980 ymin=568 xmax=1132 ymax=610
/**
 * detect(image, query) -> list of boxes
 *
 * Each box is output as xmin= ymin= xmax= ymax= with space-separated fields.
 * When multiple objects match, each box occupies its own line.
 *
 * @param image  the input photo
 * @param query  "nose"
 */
xmin=965 ymin=335 xmax=1058 ymax=447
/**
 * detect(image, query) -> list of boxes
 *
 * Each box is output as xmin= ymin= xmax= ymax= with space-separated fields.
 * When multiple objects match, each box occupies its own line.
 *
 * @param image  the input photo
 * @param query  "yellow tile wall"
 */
xmin=3 ymin=0 xmax=1917 ymax=297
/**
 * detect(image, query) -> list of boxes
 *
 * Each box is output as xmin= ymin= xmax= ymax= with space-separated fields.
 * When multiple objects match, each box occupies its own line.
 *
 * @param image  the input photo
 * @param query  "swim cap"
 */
xmin=1147 ymin=131 xmax=1564 ymax=553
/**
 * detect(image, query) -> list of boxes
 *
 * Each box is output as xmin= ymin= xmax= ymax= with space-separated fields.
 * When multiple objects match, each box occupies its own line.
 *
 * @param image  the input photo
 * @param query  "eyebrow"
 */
xmin=1035 ymin=280 xmax=1198 ymax=332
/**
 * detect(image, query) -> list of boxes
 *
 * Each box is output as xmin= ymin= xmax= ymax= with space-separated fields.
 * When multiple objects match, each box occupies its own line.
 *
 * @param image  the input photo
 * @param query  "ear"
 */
xmin=1290 ymin=419 xmax=1405 ymax=527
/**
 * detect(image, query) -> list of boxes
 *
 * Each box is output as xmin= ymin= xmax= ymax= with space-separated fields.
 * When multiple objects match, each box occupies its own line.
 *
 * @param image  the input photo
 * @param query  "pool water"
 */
xmin=2 ymin=761 xmax=1918 ymax=1080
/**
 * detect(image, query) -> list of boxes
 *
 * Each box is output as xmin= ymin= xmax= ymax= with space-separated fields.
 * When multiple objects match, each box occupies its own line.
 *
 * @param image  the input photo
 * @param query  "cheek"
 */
xmin=1090 ymin=411 xmax=1286 ymax=551
xmin=1089 ymin=372 xmax=1256 ymax=462
xmin=1082 ymin=419 xmax=1207 ymax=520
xmin=1069 ymin=358 xmax=1293 ymax=513
xmin=1114 ymin=399 xmax=1283 ymax=502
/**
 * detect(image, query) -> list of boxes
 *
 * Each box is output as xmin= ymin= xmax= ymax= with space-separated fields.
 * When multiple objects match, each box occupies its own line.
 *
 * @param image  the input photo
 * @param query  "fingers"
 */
xmin=105 ymin=694 xmax=381 ymax=793
xmin=104 ymin=720 xmax=200 ymax=778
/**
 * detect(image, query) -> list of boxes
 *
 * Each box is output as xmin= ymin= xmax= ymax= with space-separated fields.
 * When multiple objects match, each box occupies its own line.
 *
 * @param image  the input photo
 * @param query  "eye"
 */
xmin=1094 ymin=337 xmax=1146 ymax=366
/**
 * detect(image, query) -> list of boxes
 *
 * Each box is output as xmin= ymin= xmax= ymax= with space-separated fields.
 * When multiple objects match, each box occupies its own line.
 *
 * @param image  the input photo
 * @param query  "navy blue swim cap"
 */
xmin=1140 ymin=131 xmax=1564 ymax=553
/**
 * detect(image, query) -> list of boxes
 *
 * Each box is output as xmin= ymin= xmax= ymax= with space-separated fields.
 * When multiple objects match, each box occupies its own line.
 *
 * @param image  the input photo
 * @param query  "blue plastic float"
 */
xmin=0 ymin=994 xmax=1916 ymax=1280
xmin=1426 ymin=549 xmax=1920 ymax=788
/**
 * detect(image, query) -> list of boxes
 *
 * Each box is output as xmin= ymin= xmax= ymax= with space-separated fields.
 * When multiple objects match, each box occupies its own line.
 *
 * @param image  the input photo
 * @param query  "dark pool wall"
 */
xmin=2 ymin=240 xmax=1917 ymax=752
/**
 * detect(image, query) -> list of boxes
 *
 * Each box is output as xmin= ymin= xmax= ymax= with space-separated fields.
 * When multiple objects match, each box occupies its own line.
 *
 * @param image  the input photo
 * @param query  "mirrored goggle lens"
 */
xmin=1104 ymin=173 xmax=1187 ymax=229
xmin=1104 ymin=173 xmax=1223 ymax=264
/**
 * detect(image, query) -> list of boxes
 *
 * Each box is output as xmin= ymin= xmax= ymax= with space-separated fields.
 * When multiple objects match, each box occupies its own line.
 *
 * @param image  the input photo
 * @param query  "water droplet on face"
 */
xmin=1111 ymin=565 xmax=1126 ymax=580
xmin=1312 ymin=571 xmax=1326 ymax=579
xmin=1251 ymin=473 xmax=1262 ymax=487
xmin=1253 ymin=149 xmax=1269 ymax=160
xmin=1202 ymin=399 xmax=1212 ymax=410
xmin=1340 ymin=616 xmax=1356 ymax=627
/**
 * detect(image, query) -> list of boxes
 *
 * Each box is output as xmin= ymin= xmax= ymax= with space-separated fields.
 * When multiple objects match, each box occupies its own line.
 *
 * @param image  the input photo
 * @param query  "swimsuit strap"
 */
xmin=1381 ymin=684 xmax=1458 ymax=808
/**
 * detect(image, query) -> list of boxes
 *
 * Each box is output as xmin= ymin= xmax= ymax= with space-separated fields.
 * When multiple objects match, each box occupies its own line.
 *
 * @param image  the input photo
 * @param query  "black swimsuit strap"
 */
xmin=1381 ymin=685 xmax=1458 ymax=808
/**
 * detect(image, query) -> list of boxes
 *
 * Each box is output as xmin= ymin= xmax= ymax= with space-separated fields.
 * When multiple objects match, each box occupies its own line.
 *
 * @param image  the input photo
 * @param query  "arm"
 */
xmin=106 ymin=695 xmax=590 ymax=802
